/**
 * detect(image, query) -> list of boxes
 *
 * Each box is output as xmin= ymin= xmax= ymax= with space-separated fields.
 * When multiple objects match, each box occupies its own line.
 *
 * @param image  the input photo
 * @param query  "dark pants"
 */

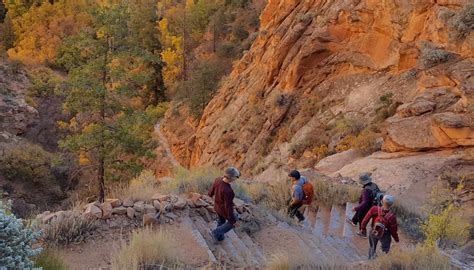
xmin=368 ymin=231 xmax=392 ymax=259
xmin=352 ymin=208 xmax=370 ymax=231
xmin=212 ymin=214 xmax=234 ymax=241
xmin=288 ymin=202 xmax=305 ymax=221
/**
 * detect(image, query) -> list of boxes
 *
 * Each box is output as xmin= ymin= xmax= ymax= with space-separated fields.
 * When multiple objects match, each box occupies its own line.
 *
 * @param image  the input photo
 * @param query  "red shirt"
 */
xmin=361 ymin=206 xmax=399 ymax=242
xmin=208 ymin=177 xmax=236 ymax=224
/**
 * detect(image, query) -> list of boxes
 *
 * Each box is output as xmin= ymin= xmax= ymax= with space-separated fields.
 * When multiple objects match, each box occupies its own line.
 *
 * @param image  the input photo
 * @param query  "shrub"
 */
xmin=351 ymin=129 xmax=381 ymax=155
xmin=335 ymin=135 xmax=356 ymax=153
xmin=311 ymin=144 xmax=330 ymax=161
xmin=448 ymin=4 xmax=474 ymax=41
xmin=332 ymin=116 xmax=365 ymax=138
xmin=422 ymin=204 xmax=471 ymax=248
xmin=27 ymin=67 xmax=62 ymax=98
xmin=377 ymin=245 xmax=451 ymax=270
xmin=420 ymin=42 xmax=456 ymax=68
xmin=267 ymin=252 xmax=345 ymax=270
xmin=161 ymin=166 xmax=221 ymax=194
xmin=110 ymin=170 xmax=160 ymax=201
xmin=391 ymin=203 xmax=424 ymax=240
xmin=34 ymin=249 xmax=67 ymax=270
xmin=0 ymin=142 xmax=58 ymax=187
xmin=42 ymin=211 xmax=97 ymax=247
xmin=111 ymin=227 xmax=179 ymax=270
xmin=0 ymin=200 xmax=42 ymax=269
xmin=312 ymin=180 xmax=360 ymax=206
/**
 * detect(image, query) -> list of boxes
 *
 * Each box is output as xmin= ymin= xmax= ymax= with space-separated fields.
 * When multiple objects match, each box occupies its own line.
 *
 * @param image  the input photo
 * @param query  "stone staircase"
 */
xmin=182 ymin=202 xmax=368 ymax=268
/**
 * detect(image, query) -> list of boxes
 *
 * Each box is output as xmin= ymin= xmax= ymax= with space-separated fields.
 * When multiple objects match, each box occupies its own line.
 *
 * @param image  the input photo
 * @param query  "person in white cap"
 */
xmin=208 ymin=167 xmax=240 ymax=242
xmin=360 ymin=194 xmax=399 ymax=259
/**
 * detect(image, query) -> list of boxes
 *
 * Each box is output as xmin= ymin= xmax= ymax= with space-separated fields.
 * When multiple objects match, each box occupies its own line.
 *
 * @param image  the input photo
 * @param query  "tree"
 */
xmin=0 ymin=1 xmax=6 ymax=23
xmin=58 ymin=4 xmax=159 ymax=202
xmin=1 ymin=15 xmax=15 ymax=50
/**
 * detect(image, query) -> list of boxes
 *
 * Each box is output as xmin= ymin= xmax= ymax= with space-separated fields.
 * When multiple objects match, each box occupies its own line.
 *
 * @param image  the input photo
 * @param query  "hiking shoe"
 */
xmin=356 ymin=231 xmax=367 ymax=238
xmin=346 ymin=218 xmax=357 ymax=227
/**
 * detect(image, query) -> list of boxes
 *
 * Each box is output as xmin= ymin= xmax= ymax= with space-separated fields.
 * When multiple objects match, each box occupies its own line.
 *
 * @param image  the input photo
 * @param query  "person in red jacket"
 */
xmin=208 ymin=167 xmax=240 ymax=242
xmin=361 ymin=195 xmax=399 ymax=259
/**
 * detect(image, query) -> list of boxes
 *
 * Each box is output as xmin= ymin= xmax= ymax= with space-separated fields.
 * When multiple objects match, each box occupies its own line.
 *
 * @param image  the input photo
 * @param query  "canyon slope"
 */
xmin=161 ymin=0 xmax=473 ymax=208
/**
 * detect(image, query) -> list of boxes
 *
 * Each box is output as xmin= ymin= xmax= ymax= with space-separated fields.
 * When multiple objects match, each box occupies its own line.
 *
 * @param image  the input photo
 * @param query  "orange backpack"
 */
xmin=302 ymin=182 xmax=314 ymax=205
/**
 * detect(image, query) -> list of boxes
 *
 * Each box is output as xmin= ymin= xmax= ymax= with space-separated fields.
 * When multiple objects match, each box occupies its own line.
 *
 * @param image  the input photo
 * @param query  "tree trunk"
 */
xmin=97 ymin=156 xmax=105 ymax=203
xmin=97 ymin=36 xmax=109 ymax=203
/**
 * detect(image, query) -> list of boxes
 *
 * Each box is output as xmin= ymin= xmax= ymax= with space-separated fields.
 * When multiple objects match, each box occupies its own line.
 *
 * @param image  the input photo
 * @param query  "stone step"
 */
xmin=235 ymin=230 xmax=266 ymax=263
xmin=343 ymin=202 xmax=356 ymax=238
xmin=182 ymin=216 xmax=217 ymax=265
xmin=227 ymin=229 xmax=260 ymax=267
xmin=189 ymin=215 xmax=230 ymax=267
xmin=327 ymin=205 xmax=344 ymax=238
xmin=313 ymin=205 xmax=331 ymax=236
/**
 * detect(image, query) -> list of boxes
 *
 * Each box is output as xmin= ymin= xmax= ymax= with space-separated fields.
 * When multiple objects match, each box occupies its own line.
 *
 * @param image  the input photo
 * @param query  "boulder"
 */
xmin=162 ymin=202 xmax=172 ymax=212
xmin=112 ymin=206 xmax=127 ymax=215
xmin=126 ymin=207 xmax=135 ymax=219
xmin=173 ymin=197 xmax=187 ymax=209
xmin=152 ymin=200 xmax=162 ymax=210
xmin=143 ymin=213 xmax=159 ymax=226
xmin=396 ymin=99 xmax=435 ymax=117
xmin=106 ymin=198 xmax=121 ymax=208
xmin=193 ymin=199 xmax=208 ymax=207
xmin=123 ymin=198 xmax=134 ymax=207
xmin=133 ymin=201 xmax=145 ymax=212
xmin=144 ymin=204 xmax=157 ymax=214
xmin=100 ymin=202 xmax=113 ymax=219
xmin=84 ymin=203 xmax=102 ymax=219
xmin=152 ymin=194 xmax=170 ymax=202
xmin=165 ymin=212 xmax=178 ymax=221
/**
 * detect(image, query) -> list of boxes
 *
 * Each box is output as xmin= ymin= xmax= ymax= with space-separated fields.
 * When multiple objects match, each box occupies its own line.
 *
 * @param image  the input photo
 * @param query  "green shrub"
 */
xmin=422 ymin=204 xmax=471 ymax=248
xmin=0 ymin=142 xmax=57 ymax=187
xmin=377 ymin=245 xmax=451 ymax=270
xmin=34 ymin=249 xmax=68 ymax=270
xmin=420 ymin=42 xmax=456 ymax=68
xmin=27 ymin=67 xmax=62 ymax=98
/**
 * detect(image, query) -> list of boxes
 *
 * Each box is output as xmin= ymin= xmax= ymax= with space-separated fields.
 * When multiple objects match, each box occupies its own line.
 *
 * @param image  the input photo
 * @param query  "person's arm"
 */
xmin=225 ymin=188 xmax=237 ymax=224
xmin=290 ymin=185 xmax=303 ymax=206
xmin=208 ymin=178 xmax=216 ymax=197
xmin=361 ymin=206 xmax=376 ymax=229
xmin=389 ymin=214 xmax=400 ymax=242
xmin=354 ymin=189 xmax=371 ymax=212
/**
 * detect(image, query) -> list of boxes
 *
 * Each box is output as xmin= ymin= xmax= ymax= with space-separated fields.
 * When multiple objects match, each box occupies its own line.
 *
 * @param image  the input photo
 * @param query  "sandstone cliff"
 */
xmin=162 ymin=0 xmax=473 ymax=176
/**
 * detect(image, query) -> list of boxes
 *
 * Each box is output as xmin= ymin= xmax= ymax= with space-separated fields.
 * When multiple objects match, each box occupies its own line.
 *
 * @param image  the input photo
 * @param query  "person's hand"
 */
xmin=233 ymin=222 xmax=240 ymax=228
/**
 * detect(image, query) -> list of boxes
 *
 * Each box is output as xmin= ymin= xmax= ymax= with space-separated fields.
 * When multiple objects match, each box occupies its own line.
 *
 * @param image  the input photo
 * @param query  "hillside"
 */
xmin=161 ymin=0 xmax=473 ymax=210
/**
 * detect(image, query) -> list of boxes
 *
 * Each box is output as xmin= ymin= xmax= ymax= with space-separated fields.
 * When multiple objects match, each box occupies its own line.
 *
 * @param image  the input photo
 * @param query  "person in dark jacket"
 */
xmin=361 ymin=195 xmax=399 ymax=259
xmin=208 ymin=167 xmax=240 ymax=242
xmin=346 ymin=172 xmax=379 ymax=237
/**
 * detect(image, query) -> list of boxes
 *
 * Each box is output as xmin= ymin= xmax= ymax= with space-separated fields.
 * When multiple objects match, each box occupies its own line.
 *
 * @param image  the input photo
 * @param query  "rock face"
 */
xmin=161 ymin=1 xmax=473 ymax=173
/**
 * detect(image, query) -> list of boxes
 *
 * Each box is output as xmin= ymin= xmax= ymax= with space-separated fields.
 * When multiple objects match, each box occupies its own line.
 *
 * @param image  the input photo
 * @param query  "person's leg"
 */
xmin=368 ymin=232 xmax=379 ymax=260
xmin=213 ymin=221 xmax=234 ymax=241
xmin=380 ymin=233 xmax=392 ymax=254
xmin=295 ymin=204 xmax=305 ymax=222
xmin=216 ymin=214 xmax=226 ymax=227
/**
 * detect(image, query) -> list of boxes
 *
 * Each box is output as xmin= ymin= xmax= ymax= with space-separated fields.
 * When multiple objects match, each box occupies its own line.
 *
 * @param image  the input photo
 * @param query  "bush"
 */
xmin=27 ymin=67 xmax=62 ymax=98
xmin=0 ymin=142 xmax=58 ymax=187
xmin=377 ymin=245 xmax=451 ymax=270
xmin=111 ymin=227 xmax=179 ymax=270
xmin=391 ymin=203 xmax=424 ymax=240
xmin=42 ymin=211 xmax=97 ymax=247
xmin=161 ymin=166 xmax=221 ymax=194
xmin=34 ymin=249 xmax=67 ymax=270
xmin=448 ymin=4 xmax=474 ymax=41
xmin=420 ymin=42 xmax=456 ymax=68
xmin=312 ymin=180 xmax=360 ymax=206
xmin=422 ymin=204 xmax=471 ymax=248
xmin=351 ymin=129 xmax=381 ymax=155
xmin=0 ymin=200 xmax=42 ymax=269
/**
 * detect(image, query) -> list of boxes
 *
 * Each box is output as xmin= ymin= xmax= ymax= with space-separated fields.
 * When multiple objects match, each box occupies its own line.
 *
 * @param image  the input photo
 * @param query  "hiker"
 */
xmin=208 ymin=167 xmax=240 ymax=242
xmin=347 ymin=172 xmax=380 ymax=237
xmin=287 ymin=170 xmax=309 ymax=223
xmin=361 ymin=195 xmax=399 ymax=259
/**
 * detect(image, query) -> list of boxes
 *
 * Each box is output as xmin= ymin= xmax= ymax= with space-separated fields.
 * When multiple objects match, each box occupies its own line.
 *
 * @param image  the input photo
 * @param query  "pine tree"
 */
xmin=58 ymin=4 xmax=159 ymax=202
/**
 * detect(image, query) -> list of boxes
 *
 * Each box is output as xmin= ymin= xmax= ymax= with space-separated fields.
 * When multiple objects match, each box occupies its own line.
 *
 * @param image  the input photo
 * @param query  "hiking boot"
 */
xmin=346 ymin=218 xmax=357 ymax=227
xmin=356 ymin=231 xmax=367 ymax=238
xmin=209 ymin=229 xmax=219 ymax=244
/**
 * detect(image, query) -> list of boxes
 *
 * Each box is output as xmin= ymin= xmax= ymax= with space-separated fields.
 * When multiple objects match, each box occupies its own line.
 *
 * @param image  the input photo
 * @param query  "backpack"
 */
xmin=302 ymin=182 xmax=314 ymax=205
xmin=365 ymin=183 xmax=384 ymax=206
xmin=372 ymin=207 xmax=394 ymax=239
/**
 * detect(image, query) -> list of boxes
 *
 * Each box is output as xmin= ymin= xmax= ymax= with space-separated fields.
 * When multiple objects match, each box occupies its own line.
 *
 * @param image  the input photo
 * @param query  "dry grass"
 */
xmin=160 ymin=166 xmax=221 ymax=194
xmin=312 ymin=180 xmax=360 ymax=206
xmin=34 ymin=249 xmax=67 ymax=270
xmin=109 ymin=170 xmax=160 ymax=201
xmin=111 ymin=227 xmax=180 ymax=270
xmin=267 ymin=252 xmax=347 ymax=270
xmin=42 ymin=211 xmax=97 ymax=247
xmin=376 ymin=245 xmax=451 ymax=270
